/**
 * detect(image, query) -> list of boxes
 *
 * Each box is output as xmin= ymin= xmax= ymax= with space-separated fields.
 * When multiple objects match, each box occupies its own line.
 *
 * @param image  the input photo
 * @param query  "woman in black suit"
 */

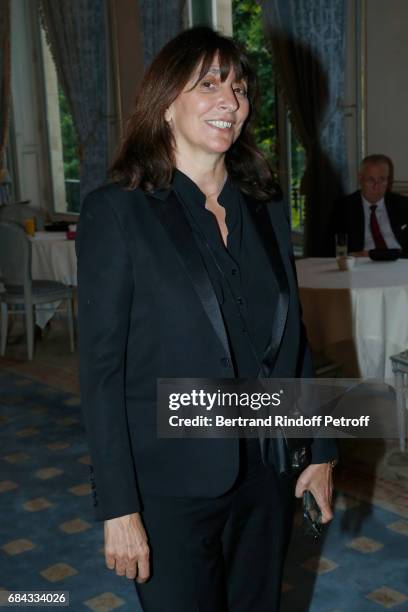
xmin=77 ymin=26 xmax=337 ymax=611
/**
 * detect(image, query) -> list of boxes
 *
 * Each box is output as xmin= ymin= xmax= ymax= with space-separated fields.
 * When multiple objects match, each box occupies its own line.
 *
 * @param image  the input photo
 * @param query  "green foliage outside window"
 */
xmin=232 ymin=0 xmax=305 ymax=233
xmin=290 ymin=125 xmax=306 ymax=231
xmin=58 ymin=87 xmax=80 ymax=212
xmin=232 ymin=0 xmax=277 ymax=169
xmin=59 ymin=88 xmax=79 ymax=179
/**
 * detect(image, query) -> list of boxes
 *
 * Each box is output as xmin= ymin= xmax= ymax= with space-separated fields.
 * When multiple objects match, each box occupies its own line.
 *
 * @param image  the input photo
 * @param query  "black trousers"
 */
xmin=136 ymin=441 xmax=295 ymax=612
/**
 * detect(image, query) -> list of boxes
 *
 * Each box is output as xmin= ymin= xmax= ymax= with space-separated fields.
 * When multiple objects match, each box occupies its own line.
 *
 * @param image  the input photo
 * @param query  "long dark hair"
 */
xmin=111 ymin=26 xmax=279 ymax=201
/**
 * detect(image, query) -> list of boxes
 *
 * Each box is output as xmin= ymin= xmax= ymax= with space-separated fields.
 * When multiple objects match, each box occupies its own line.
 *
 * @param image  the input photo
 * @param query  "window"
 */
xmin=232 ymin=0 xmax=277 ymax=169
xmin=188 ymin=0 xmax=305 ymax=250
xmin=58 ymin=88 xmax=80 ymax=213
xmin=288 ymin=117 xmax=306 ymax=235
xmin=233 ymin=1 xmax=305 ymax=252
xmin=40 ymin=25 xmax=80 ymax=215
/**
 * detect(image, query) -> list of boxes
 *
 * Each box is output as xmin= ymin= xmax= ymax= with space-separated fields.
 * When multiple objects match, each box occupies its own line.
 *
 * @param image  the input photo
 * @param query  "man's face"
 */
xmin=359 ymin=162 xmax=390 ymax=204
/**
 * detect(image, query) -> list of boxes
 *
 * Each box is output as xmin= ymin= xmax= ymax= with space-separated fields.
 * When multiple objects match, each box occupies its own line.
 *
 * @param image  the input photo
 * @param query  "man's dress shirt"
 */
xmin=362 ymin=195 xmax=401 ymax=250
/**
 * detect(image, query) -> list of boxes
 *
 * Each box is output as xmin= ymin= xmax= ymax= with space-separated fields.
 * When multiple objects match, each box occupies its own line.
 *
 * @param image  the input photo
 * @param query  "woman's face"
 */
xmin=165 ymin=57 xmax=250 ymax=161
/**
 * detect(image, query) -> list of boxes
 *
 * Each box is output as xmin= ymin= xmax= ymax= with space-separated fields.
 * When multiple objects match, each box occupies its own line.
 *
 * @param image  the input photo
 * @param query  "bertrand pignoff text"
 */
xmin=168 ymin=390 xmax=282 ymax=411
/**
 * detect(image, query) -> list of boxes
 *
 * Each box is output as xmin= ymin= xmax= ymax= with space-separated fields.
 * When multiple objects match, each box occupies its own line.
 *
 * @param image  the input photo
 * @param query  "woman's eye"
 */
xmin=234 ymin=86 xmax=248 ymax=96
xmin=200 ymin=80 xmax=216 ymax=89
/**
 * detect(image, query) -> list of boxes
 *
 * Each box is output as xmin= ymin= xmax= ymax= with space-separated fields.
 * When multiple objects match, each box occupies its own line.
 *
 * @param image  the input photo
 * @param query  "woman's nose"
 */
xmin=218 ymin=89 xmax=239 ymax=112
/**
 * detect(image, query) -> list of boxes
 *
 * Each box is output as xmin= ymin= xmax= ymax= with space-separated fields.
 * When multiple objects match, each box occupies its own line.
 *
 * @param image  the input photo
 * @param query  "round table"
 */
xmin=295 ymin=257 xmax=408 ymax=379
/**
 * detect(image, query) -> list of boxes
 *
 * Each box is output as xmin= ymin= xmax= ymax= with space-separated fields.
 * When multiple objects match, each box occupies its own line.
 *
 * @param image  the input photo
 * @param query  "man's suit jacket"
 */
xmin=76 ymin=183 xmax=336 ymax=521
xmin=335 ymin=190 xmax=408 ymax=253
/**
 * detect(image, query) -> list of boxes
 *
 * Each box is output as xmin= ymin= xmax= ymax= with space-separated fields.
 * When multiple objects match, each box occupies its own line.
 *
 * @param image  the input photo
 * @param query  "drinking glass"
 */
xmin=335 ymin=233 xmax=348 ymax=257
xmin=23 ymin=218 xmax=36 ymax=236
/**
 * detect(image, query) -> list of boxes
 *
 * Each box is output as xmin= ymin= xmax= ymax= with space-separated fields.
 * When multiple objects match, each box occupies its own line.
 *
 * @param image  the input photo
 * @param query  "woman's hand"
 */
xmin=295 ymin=462 xmax=335 ymax=524
xmin=104 ymin=512 xmax=150 ymax=582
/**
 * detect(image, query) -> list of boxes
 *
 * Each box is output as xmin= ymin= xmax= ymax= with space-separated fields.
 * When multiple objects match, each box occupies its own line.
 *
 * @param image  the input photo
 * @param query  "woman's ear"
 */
xmin=164 ymin=106 xmax=173 ymax=123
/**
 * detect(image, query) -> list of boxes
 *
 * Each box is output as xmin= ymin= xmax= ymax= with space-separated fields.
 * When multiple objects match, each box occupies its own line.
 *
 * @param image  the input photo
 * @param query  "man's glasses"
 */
xmin=362 ymin=177 xmax=388 ymax=186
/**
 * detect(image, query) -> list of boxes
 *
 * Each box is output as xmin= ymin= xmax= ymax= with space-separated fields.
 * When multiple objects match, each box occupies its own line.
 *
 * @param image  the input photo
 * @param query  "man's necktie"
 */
xmin=370 ymin=205 xmax=387 ymax=249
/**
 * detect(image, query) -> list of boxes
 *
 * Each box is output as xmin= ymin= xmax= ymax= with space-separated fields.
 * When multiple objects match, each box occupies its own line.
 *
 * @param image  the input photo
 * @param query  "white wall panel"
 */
xmin=365 ymin=0 xmax=408 ymax=188
xmin=21 ymin=151 xmax=42 ymax=209
xmin=11 ymin=0 xmax=51 ymax=211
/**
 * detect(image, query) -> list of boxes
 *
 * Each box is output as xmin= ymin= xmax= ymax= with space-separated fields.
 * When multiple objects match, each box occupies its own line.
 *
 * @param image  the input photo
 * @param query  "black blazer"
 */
xmin=335 ymin=190 xmax=408 ymax=253
xmin=76 ymin=183 xmax=336 ymax=521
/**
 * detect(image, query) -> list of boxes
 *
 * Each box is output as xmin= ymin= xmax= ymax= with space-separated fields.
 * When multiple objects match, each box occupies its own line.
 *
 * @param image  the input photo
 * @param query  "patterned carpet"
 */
xmin=0 ymin=369 xmax=407 ymax=611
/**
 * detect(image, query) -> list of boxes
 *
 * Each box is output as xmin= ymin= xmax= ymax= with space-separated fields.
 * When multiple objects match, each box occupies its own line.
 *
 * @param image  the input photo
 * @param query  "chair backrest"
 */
xmin=0 ymin=203 xmax=45 ymax=230
xmin=0 ymin=221 xmax=31 ymax=288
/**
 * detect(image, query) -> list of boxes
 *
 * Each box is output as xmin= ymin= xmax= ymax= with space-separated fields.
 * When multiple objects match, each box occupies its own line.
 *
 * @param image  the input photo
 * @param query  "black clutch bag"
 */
xmin=368 ymin=248 xmax=401 ymax=261
xmin=262 ymin=430 xmax=312 ymax=478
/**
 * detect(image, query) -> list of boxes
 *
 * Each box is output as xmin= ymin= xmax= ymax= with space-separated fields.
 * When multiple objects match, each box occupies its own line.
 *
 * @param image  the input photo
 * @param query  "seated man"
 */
xmin=335 ymin=154 xmax=408 ymax=255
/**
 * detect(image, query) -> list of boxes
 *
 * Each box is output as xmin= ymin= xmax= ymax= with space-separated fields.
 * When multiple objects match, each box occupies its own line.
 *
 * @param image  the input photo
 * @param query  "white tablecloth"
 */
xmin=30 ymin=232 xmax=77 ymax=286
xmin=29 ymin=233 xmax=77 ymax=328
xmin=296 ymin=257 xmax=408 ymax=379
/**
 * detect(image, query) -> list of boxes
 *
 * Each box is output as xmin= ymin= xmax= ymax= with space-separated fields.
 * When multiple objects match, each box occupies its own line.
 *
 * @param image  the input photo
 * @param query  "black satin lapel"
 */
xmin=147 ymin=192 xmax=231 ymax=360
xmin=246 ymin=198 xmax=290 ymax=375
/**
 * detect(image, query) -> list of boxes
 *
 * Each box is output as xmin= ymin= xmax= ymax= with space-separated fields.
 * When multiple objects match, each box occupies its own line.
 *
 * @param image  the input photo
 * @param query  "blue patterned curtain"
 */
xmin=139 ymin=0 xmax=185 ymax=67
xmin=40 ymin=0 xmax=108 ymax=204
xmin=262 ymin=0 xmax=348 ymax=256
xmin=0 ymin=0 xmax=11 ymax=199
